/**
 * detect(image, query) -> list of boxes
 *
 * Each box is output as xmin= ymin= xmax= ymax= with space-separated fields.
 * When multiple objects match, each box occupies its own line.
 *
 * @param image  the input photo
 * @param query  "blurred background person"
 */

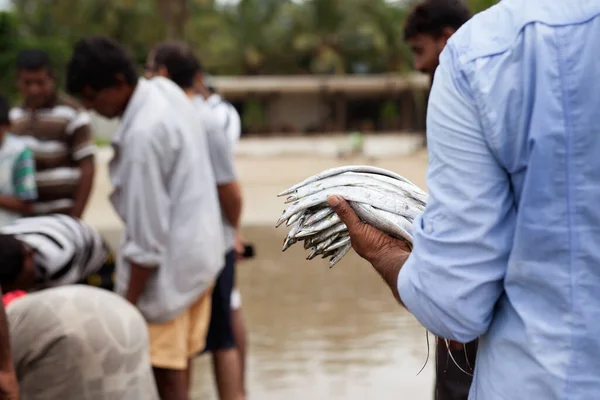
xmin=404 ymin=0 xmax=472 ymax=150
xmin=0 ymin=94 xmax=38 ymax=227
xmin=403 ymin=2 xmax=476 ymax=398
xmin=6 ymin=284 xmax=159 ymax=399
xmin=9 ymin=49 xmax=95 ymax=219
xmin=147 ymin=41 xmax=245 ymax=400
xmin=66 ymin=36 xmax=224 ymax=400
xmin=0 ymin=214 xmax=115 ymax=292
xmin=196 ymin=64 xmax=251 ymax=400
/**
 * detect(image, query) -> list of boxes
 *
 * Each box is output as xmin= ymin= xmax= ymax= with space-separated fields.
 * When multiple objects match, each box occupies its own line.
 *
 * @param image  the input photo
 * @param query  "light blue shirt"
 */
xmin=397 ymin=1 xmax=600 ymax=399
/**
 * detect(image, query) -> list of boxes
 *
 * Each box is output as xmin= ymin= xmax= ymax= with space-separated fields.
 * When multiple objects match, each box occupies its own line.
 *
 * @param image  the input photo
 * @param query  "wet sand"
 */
xmin=87 ymin=149 xmax=435 ymax=399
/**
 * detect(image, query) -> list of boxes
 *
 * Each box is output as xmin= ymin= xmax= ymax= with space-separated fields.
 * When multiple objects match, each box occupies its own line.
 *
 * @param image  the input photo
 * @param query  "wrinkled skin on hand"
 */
xmin=327 ymin=195 xmax=411 ymax=264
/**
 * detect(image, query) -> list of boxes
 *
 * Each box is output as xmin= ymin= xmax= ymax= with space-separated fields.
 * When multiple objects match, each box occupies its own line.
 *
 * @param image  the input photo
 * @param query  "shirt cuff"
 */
xmin=121 ymin=241 xmax=162 ymax=268
xmin=397 ymin=256 xmax=453 ymax=339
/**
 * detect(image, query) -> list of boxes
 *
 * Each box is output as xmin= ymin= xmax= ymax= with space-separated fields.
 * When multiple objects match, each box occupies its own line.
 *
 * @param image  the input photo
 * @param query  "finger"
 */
xmin=327 ymin=195 xmax=363 ymax=234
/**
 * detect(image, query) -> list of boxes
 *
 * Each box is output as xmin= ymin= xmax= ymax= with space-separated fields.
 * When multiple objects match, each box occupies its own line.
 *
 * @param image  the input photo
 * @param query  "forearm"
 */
xmin=125 ymin=263 xmax=156 ymax=305
xmin=71 ymin=158 xmax=95 ymax=218
xmin=218 ymin=182 xmax=243 ymax=229
xmin=0 ymin=195 xmax=33 ymax=215
xmin=369 ymin=250 xmax=410 ymax=306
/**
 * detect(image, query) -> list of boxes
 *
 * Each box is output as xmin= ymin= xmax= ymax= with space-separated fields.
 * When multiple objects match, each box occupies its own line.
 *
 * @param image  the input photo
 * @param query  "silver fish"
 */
xmin=278 ymin=165 xmax=415 ymax=197
xmin=351 ymin=202 xmax=414 ymax=244
xmin=315 ymin=233 xmax=341 ymax=253
xmin=286 ymin=172 xmax=412 ymax=203
xmin=303 ymin=207 xmax=335 ymax=226
xmin=329 ymin=243 xmax=352 ymax=268
xmin=306 ymin=222 xmax=347 ymax=244
xmin=277 ymin=185 xmax=419 ymax=225
xmin=295 ymin=213 xmax=341 ymax=238
xmin=282 ymin=215 xmax=305 ymax=251
xmin=286 ymin=211 xmax=304 ymax=226
xmin=324 ymin=235 xmax=351 ymax=252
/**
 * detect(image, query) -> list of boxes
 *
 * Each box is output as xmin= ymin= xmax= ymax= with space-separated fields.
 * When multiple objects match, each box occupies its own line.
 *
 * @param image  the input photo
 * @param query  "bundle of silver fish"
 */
xmin=276 ymin=166 xmax=428 ymax=267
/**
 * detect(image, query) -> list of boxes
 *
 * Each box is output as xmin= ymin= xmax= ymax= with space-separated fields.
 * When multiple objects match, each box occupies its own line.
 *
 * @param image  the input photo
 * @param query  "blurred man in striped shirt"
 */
xmin=0 ymin=214 xmax=114 ymax=292
xmin=9 ymin=49 xmax=96 ymax=219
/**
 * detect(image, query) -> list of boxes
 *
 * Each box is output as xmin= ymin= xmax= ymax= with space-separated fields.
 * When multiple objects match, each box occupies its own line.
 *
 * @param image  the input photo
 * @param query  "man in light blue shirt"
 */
xmin=328 ymin=1 xmax=600 ymax=398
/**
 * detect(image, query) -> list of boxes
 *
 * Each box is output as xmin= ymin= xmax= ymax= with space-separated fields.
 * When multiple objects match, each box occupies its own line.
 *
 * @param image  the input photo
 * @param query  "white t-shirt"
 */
xmin=203 ymin=94 xmax=242 ymax=149
xmin=193 ymin=94 xmax=240 ymax=251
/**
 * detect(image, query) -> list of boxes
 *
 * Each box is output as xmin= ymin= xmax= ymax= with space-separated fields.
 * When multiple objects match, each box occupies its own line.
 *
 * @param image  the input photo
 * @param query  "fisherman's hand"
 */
xmin=327 ymin=195 xmax=411 ymax=266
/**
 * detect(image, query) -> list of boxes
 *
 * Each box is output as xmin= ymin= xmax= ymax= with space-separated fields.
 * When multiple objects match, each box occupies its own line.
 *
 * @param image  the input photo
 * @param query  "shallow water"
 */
xmin=178 ymin=226 xmax=436 ymax=400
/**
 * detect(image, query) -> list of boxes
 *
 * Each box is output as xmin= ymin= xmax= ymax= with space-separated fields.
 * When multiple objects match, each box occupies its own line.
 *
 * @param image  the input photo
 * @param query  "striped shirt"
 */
xmin=0 ymin=214 xmax=109 ymax=288
xmin=193 ymin=95 xmax=238 ymax=251
xmin=9 ymin=94 xmax=96 ymax=215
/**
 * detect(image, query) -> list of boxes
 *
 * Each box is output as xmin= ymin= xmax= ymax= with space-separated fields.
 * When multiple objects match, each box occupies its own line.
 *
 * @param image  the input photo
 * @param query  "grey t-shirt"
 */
xmin=193 ymin=96 xmax=238 ymax=251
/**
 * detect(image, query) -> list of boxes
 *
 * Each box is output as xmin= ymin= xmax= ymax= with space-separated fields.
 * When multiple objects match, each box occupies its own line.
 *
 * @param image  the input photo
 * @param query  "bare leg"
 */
xmin=212 ymin=349 xmax=243 ymax=400
xmin=153 ymin=367 xmax=189 ymax=400
xmin=231 ymin=307 xmax=248 ymax=398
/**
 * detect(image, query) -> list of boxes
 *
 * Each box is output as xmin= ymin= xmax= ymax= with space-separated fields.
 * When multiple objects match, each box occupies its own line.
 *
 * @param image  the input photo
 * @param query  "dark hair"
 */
xmin=16 ymin=49 xmax=53 ymax=73
xmin=152 ymin=41 xmax=203 ymax=89
xmin=404 ymin=0 xmax=472 ymax=40
xmin=0 ymin=235 xmax=26 ymax=286
xmin=66 ymin=36 xmax=138 ymax=96
xmin=0 ymin=95 xmax=9 ymax=125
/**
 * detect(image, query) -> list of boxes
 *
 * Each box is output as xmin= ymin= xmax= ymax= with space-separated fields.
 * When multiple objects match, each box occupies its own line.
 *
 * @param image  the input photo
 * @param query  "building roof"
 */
xmin=211 ymin=73 xmax=430 ymax=97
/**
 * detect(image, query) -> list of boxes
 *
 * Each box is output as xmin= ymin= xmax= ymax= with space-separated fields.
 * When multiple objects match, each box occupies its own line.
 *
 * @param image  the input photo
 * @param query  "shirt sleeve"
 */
xmin=204 ymin=110 xmax=237 ymax=185
xmin=67 ymin=111 xmax=96 ymax=161
xmin=396 ymin=44 xmax=516 ymax=343
xmin=12 ymin=148 xmax=38 ymax=201
xmin=119 ymin=135 xmax=169 ymax=268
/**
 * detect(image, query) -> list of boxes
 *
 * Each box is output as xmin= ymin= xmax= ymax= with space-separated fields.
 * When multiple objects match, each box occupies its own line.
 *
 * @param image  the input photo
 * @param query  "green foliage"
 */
xmin=0 ymin=0 xmax=498 ymax=100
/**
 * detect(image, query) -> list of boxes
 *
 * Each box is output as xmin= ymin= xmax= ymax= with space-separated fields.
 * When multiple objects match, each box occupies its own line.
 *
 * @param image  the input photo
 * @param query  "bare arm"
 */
xmin=217 ymin=181 xmax=243 ymax=229
xmin=68 ymin=113 xmax=96 ymax=219
xmin=125 ymin=264 xmax=155 ymax=305
xmin=0 ymin=288 xmax=19 ymax=399
xmin=70 ymin=157 xmax=95 ymax=218
xmin=0 ymin=196 xmax=33 ymax=215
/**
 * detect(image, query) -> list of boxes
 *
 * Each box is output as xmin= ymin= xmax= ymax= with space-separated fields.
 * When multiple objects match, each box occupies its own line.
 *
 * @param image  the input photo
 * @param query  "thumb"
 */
xmin=327 ymin=195 xmax=362 ymax=232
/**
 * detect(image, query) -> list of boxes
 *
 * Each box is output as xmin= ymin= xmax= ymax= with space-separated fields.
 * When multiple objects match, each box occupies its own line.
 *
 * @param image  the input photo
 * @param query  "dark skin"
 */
xmin=17 ymin=68 xmax=95 ymax=218
xmin=406 ymin=28 xmax=456 ymax=81
xmin=70 ymin=158 xmax=94 ymax=219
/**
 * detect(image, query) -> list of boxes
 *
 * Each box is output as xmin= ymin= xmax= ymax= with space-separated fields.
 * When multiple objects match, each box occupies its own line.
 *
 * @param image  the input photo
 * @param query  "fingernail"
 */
xmin=327 ymin=195 xmax=340 ymax=206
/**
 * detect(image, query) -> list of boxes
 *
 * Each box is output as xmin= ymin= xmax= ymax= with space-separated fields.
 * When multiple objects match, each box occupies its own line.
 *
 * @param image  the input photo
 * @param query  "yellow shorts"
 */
xmin=147 ymin=287 xmax=213 ymax=370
